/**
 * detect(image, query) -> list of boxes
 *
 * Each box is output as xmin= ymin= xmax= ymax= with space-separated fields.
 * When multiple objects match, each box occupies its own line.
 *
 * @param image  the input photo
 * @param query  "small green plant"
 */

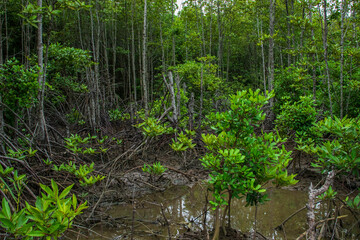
xmin=170 ymin=130 xmax=196 ymax=152
xmin=318 ymin=186 xmax=337 ymax=200
xmin=108 ymin=109 xmax=131 ymax=121
xmin=171 ymin=129 xmax=196 ymax=165
xmin=0 ymin=179 xmax=87 ymax=239
xmin=64 ymin=134 xmax=110 ymax=155
xmin=112 ymin=137 xmax=123 ymax=145
xmin=42 ymin=158 xmax=53 ymax=165
xmin=135 ymin=117 xmax=174 ymax=137
xmin=142 ymin=162 xmax=167 ymax=181
xmin=346 ymin=192 xmax=360 ymax=210
xmin=53 ymin=161 xmax=105 ymax=187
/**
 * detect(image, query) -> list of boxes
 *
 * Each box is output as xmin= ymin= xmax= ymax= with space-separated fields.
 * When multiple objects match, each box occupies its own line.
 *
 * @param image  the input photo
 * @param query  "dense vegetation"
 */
xmin=0 ymin=0 xmax=359 ymax=239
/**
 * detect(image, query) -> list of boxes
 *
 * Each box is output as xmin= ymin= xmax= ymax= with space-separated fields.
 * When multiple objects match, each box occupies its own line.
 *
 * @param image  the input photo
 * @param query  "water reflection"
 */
xmin=74 ymin=184 xmax=357 ymax=239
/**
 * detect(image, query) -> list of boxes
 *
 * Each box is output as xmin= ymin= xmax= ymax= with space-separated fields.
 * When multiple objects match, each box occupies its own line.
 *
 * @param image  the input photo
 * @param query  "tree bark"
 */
xmin=322 ymin=0 xmax=333 ymax=117
xmin=142 ymin=0 xmax=149 ymax=115
xmin=307 ymin=170 xmax=335 ymax=240
xmin=309 ymin=3 xmax=317 ymax=100
xmin=131 ymin=0 xmax=137 ymax=104
xmin=285 ymin=0 xmax=291 ymax=67
xmin=340 ymin=0 xmax=346 ymax=118
xmin=268 ymin=0 xmax=275 ymax=120
xmin=37 ymin=0 xmax=46 ymax=141
xmin=257 ymin=16 xmax=266 ymax=95
xmin=217 ymin=0 xmax=223 ymax=79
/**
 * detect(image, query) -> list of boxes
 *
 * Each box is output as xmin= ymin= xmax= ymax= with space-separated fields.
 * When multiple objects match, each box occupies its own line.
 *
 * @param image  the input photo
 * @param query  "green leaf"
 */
xmin=59 ymin=184 xmax=74 ymax=199
xmin=1 ymin=198 xmax=12 ymax=219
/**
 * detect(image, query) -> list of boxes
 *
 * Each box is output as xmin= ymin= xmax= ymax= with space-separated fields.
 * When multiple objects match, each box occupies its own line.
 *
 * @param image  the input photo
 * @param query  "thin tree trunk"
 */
xmin=4 ymin=0 xmax=8 ymax=60
xmin=189 ymin=92 xmax=194 ymax=130
xmin=212 ymin=206 xmax=221 ymax=240
xmin=200 ymin=2 xmax=206 ymax=56
xmin=257 ymin=16 xmax=266 ymax=95
xmin=268 ymin=0 xmax=275 ymax=120
xmin=340 ymin=0 xmax=346 ymax=118
xmin=112 ymin=10 xmax=117 ymax=106
xmin=209 ymin=0 xmax=213 ymax=56
xmin=142 ymin=0 xmax=149 ymax=115
xmin=89 ymin=5 xmax=98 ymax=129
xmin=0 ymin=12 xmax=3 ymax=152
xmin=37 ymin=0 xmax=46 ymax=141
xmin=285 ymin=0 xmax=291 ymax=67
xmin=309 ymin=4 xmax=317 ymax=100
xmin=103 ymin=22 xmax=111 ymax=108
xmin=171 ymin=0 xmax=176 ymax=65
xmin=198 ymin=63 xmax=204 ymax=130
xmin=159 ymin=19 xmax=167 ymax=74
xmin=0 ymin=5 xmax=3 ymax=65
xmin=307 ymin=171 xmax=335 ymax=240
xmin=322 ymin=0 xmax=333 ymax=117
xmin=131 ymin=0 xmax=137 ymax=104
xmin=217 ymin=0 xmax=223 ymax=79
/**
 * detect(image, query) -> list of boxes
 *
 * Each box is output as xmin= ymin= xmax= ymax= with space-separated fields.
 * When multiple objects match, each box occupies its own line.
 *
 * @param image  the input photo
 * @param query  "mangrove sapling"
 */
xmin=170 ymin=129 xmax=196 ymax=166
xmin=142 ymin=162 xmax=167 ymax=182
xmin=201 ymin=89 xmax=298 ymax=240
xmin=297 ymin=116 xmax=360 ymax=239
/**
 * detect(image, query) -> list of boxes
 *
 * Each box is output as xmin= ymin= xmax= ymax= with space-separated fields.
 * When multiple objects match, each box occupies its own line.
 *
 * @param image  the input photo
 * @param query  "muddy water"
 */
xmin=77 ymin=184 xmax=356 ymax=240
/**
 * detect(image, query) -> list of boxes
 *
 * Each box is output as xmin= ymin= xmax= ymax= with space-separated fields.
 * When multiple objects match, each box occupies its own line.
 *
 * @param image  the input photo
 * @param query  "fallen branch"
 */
xmin=296 ymin=215 xmax=348 ymax=240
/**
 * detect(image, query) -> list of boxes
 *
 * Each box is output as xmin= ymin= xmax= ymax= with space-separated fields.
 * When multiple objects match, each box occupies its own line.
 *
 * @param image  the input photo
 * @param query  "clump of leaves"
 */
xmin=134 ymin=117 xmax=174 ymax=137
xmin=275 ymin=95 xmax=317 ymax=138
xmin=108 ymin=109 xmax=130 ymax=121
xmin=53 ymin=161 xmax=105 ymax=187
xmin=170 ymin=129 xmax=196 ymax=152
xmin=142 ymin=162 xmax=167 ymax=181
xmin=201 ymin=89 xmax=297 ymax=239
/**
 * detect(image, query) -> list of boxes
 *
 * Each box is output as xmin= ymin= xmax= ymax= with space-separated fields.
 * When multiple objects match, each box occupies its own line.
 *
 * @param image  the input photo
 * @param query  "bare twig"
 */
xmin=160 ymin=203 xmax=171 ymax=240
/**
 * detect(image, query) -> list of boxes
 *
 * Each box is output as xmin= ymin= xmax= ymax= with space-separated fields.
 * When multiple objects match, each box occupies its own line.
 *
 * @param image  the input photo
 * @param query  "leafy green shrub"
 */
xmin=53 ymin=161 xmax=105 ymax=187
xmin=201 ymin=89 xmax=297 ymax=239
xmin=275 ymin=95 xmax=317 ymax=138
xmin=0 ymin=58 xmax=38 ymax=112
xmin=0 ymin=179 xmax=87 ymax=239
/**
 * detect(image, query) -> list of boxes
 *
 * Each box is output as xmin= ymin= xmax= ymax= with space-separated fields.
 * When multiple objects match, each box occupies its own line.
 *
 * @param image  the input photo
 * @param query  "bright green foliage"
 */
xmin=142 ymin=162 xmax=168 ymax=181
xmin=274 ymin=65 xmax=312 ymax=104
xmin=64 ymin=133 xmax=109 ymax=154
xmin=0 ymin=169 xmax=27 ymax=211
xmin=134 ymin=117 xmax=174 ymax=137
xmin=346 ymin=193 xmax=360 ymax=210
xmin=108 ymin=109 xmax=130 ymax=121
xmin=170 ymin=129 xmax=196 ymax=152
xmin=318 ymin=186 xmax=337 ymax=200
xmin=297 ymin=116 xmax=360 ymax=175
xmin=275 ymin=95 xmax=317 ymax=138
xmin=201 ymin=89 xmax=297 ymax=208
xmin=0 ymin=58 xmax=39 ymax=111
xmin=175 ymin=56 xmax=221 ymax=93
xmin=26 ymin=180 xmax=87 ymax=239
xmin=0 ymin=180 xmax=87 ymax=240
xmin=53 ymin=161 xmax=105 ymax=187
xmin=44 ymin=44 xmax=92 ymax=110
xmin=297 ymin=116 xmax=360 ymax=211
xmin=7 ymin=148 xmax=38 ymax=161
xmin=0 ymin=198 xmax=34 ymax=239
